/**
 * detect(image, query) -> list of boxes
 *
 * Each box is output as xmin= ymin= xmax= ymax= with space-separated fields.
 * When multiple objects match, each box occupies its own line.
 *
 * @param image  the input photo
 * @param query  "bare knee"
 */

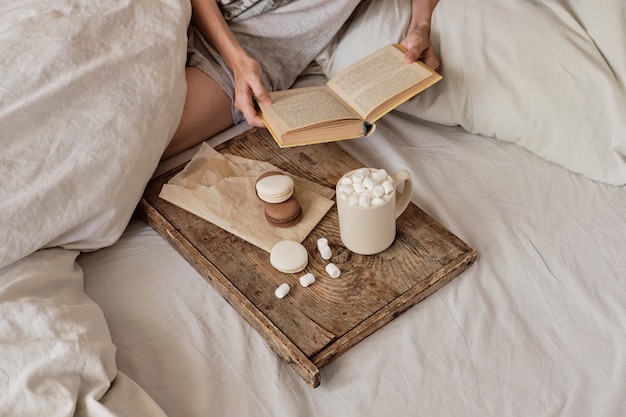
xmin=163 ymin=67 xmax=234 ymax=159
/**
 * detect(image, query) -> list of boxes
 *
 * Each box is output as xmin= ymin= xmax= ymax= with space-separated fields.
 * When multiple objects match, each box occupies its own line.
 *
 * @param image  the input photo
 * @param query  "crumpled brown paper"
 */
xmin=159 ymin=143 xmax=335 ymax=252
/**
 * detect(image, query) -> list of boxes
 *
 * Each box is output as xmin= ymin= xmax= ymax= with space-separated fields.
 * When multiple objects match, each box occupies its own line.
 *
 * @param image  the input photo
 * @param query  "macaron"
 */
xmin=270 ymin=240 xmax=308 ymax=273
xmin=255 ymin=171 xmax=294 ymax=203
xmin=264 ymin=196 xmax=302 ymax=228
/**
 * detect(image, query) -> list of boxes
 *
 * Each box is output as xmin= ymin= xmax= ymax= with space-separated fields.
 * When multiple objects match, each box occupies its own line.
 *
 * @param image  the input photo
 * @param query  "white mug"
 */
xmin=336 ymin=168 xmax=413 ymax=255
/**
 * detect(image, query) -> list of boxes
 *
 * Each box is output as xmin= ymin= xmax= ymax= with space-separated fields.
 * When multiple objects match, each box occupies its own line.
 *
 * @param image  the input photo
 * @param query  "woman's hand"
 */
xmin=400 ymin=25 xmax=439 ymax=70
xmin=189 ymin=0 xmax=271 ymax=127
xmin=231 ymin=54 xmax=272 ymax=127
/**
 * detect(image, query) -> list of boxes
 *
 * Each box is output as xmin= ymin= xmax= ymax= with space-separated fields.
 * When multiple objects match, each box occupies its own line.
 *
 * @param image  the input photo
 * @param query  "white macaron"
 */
xmin=269 ymin=240 xmax=308 ymax=273
xmin=255 ymin=172 xmax=294 ymax=204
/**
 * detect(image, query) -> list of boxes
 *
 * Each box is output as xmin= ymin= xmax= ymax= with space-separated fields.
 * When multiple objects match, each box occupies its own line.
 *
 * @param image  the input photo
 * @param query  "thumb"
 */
xmin=421 ymin=46 xmax=440 ymax=70
xmin=251 ymin=82 xmax=272 ymax=105
xmin=404 ymin=50 xmax=417 ymax=64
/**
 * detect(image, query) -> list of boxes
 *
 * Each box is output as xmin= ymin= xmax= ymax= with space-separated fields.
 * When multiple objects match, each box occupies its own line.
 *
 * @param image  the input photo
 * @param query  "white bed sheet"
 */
xmin=79 ymin=115 xmax=626 ymax=416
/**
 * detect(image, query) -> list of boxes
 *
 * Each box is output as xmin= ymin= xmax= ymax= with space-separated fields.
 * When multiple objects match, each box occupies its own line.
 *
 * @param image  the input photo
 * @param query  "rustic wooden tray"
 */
xmin=138 ymin=128 xmax=477 ymax=387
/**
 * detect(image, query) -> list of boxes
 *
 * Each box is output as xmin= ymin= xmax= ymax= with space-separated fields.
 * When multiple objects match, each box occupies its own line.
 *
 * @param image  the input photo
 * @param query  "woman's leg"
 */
xmin=163 ymin=66 xmax=234 ymax=159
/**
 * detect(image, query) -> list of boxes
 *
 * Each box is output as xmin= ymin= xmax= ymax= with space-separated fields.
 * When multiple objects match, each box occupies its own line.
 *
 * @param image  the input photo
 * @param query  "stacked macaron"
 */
xmin=255 ymin=171 xmax=302 ymax=228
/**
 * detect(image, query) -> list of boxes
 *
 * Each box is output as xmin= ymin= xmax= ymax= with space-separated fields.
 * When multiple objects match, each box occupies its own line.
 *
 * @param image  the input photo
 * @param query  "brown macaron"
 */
xmin=255 ymin=171 xmax=283 ymax=183
xmin=263 ymin=196 xmax=302 ymax=228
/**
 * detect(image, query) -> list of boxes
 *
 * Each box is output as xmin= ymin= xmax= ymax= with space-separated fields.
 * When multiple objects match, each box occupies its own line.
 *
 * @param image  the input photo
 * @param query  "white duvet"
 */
xmin=2 ymin=0 xmax=625 ymax=415
xmin=81 ymin=114 xmax=626 ymax=416
xmin=0 ymin=0 xmax=189 ymax=415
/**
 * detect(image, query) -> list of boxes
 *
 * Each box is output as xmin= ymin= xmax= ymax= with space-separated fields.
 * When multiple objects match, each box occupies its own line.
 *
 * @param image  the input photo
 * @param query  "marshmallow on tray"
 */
xmin=325 ymin=263 xmax=341 ymax=279
xmin=275 ymin=283 xmax=290 ymax=299
xmin=317 ymin=237 xmax=332 ymax=260
xmin=299 ymin=273 xmax=315 ymax=287
xmin=336 ymin=168 xmax=395 ymax=208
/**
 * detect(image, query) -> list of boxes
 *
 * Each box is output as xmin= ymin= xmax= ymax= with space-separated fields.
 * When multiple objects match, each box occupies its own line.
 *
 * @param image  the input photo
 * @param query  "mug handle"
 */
xmin=391 ymin=170 xmax=413 ymax=219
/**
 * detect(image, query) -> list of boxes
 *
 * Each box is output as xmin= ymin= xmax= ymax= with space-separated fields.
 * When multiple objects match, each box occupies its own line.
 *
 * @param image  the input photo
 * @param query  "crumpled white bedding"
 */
xmin=0 ymin=0 xmax=189 ymax=415
xmin=0 ymin=249 xmax=166 ymax=417
xmin=322 ymin=0 xmax=626 ymax=185
xmin=79 ymin=114 xmax=626 ymax=416
xmin=0 ymin=0 xmax=189 ymax=269
xmin=3 ymin=0 xmax=626 ymax=415
xmin=0 ymin=249 xmax=116 ymax=416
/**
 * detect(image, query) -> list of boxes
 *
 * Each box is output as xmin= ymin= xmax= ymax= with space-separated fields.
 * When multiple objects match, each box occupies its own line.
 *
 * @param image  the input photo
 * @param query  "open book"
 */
xmin=257 ymin=44 xmax=442 ymax=147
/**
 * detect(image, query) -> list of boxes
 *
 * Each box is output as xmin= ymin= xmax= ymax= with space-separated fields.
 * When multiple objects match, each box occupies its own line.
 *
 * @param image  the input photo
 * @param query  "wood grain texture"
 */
xmin=139 ymin=128 xmax=477 ymax=387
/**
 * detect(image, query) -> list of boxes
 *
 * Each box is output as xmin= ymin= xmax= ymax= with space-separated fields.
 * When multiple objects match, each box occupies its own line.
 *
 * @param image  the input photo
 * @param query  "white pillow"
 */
xmin=319 ymin=0 xmax=411 ymax=78
xmin=324 ymin=0 xmax=626 ymax=185
xmin=0 ymin=0 xmax=190 ymax=269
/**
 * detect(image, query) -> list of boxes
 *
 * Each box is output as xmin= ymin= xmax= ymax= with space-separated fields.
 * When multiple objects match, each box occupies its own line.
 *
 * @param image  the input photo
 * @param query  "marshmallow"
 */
xmin=352 ymin=172 xmax=365 ymax=183
xmin=353 ymin=182 xmax=366 ymax=193
xmin=338 ymin=184 xmax=354 ymax=194
xmin=371 ymin=168 xmax=388 ymax=183
xmin=299 ymin=273 xmax=316 ymax=287
xmin=357 ymin=167 xmax=371 ymax=177
xmin=319 ymin=244 xmax=332 ymax=260
xmin=317 ymin=237 xmax=332 ymax=259
xmin=325 ymin=263 xmax=341 ymax=278
xmin=358 ymin=192 xmax=371 ymax=207
xmin=275 ymin=283 xmax=290 ymax=299
xmin=338 ymin=168 xmax=395 ymax=208
xmin=372 ymin=196 xmax=386 ymax=206
xmin=363 ymin=175 xmax=377 ymax=190
xmin=382 ymin=179 xmax=395 ymax=194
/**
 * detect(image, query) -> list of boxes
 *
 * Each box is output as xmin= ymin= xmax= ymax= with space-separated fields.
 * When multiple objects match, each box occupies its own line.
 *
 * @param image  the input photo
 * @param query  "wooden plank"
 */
xmin=214 ymin=128 xmax=362 ymax=190
xmin=142 ymin=176 xmax=337 ymax=358
xmin=138 ymin=127 xmax=477 ymax=387
xmin=311 ymin=248 xmax=476 ymax=367
xmin=138 ymin=199 xmax=322 ymax=387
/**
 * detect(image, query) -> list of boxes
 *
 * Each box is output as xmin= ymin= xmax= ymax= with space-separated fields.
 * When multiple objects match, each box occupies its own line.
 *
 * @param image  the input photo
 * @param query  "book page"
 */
xmin=259 ymin=86 xmax=359 ymax=134
xmin=327 ymin=44 xmax=435 ymax=120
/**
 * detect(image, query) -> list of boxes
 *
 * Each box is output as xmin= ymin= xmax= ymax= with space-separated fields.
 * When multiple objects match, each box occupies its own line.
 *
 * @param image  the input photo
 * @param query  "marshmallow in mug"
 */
xmin=337 ymin=168 xmax=395 ymax=208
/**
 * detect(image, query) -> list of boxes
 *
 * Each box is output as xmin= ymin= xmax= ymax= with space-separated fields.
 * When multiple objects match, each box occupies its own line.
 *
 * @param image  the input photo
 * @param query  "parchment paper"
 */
xmin=159 ymin=143 xmax=335 ymax=252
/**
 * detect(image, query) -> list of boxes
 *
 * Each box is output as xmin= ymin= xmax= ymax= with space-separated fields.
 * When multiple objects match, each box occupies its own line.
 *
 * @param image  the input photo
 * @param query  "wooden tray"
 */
xmin=138 ymin=128 xmax=477 ymax=387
